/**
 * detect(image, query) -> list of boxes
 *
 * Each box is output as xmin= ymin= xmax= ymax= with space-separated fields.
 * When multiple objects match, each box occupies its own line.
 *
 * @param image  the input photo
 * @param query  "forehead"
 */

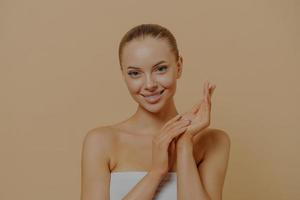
xmin=121 ymin=37 xmax=174 ymax=69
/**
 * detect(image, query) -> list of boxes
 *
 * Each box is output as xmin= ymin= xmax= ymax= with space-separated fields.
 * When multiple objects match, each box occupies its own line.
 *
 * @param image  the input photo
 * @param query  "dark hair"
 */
xmin=118 ymin=23 xmax=179 ymax=70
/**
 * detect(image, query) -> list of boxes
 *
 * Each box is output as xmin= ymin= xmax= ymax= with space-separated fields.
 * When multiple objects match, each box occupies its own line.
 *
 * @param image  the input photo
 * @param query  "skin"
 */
xmin=80 ymin=36 xmax=231 ymax=200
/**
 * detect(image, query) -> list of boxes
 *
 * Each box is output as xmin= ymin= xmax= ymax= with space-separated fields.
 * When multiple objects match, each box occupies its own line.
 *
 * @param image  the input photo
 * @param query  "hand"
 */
xmin=176 ymin=81 xmax=216 ymax=147
xmin=151 ymin=114 xmax=191 ymax=176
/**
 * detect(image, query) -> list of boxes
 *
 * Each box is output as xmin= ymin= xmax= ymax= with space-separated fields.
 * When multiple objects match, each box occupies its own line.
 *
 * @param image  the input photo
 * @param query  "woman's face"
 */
xmin=120 ymin=37 xmax=183 ymax=113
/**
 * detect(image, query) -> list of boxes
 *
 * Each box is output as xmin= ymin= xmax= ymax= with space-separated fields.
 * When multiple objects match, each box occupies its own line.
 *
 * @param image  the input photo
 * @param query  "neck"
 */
xmin=129 ymin=98 xmax=179 ymax=135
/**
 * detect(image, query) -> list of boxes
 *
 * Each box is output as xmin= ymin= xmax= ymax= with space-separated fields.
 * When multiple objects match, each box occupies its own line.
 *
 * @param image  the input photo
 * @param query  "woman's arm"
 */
xmin=176 ymin=81 xmax=231 ymax=199
xmin=122 ymin=170 xmax=165 ymax=200
xmin=123 ymin=115 xmax=191 ymax=199
xmin=176 ymin=129 xmax=231 ymax=200
xmin=197 ymin=130 xmax=231 ymax=200
xmin=80 ymin=128 xmax=112 ymax=200
xmin=176 ymin=136 xmax=211 ymax=200
xmin=175 ymin=81 xmax=211 ymax=199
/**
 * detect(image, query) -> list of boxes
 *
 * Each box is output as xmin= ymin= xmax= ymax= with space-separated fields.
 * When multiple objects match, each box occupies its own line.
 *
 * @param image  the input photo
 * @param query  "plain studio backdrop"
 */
xmin=0 ymin=0 xmax=299 ymax=199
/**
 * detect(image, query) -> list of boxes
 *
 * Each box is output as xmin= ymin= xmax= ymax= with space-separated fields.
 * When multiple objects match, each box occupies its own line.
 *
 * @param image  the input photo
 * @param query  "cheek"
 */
xmin=157 ymin=74 xmax=177 ymax=88
xmin=125 ymin=78 xmax=143 ymax=94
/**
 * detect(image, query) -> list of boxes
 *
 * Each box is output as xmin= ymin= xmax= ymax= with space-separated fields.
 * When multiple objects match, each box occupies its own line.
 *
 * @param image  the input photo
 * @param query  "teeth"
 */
xmin=141 ymin=90 xmax=165 ymax=103
xmin=147 ymin=93 xmax=159 ymax=97
xmin=143 ymin=90 xmax=164 ymax=97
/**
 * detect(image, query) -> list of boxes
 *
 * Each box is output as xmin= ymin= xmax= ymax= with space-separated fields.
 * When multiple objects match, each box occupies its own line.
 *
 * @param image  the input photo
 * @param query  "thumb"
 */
xmin=191 ymin=101 xmax=202 ymax=114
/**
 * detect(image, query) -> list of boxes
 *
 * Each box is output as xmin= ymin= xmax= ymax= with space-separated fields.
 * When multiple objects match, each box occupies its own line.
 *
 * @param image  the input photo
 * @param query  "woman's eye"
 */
xmin=128 ymin=71 xmax=140 ymax=77
xmin=157 ymin=66 xmax=168 ymax=72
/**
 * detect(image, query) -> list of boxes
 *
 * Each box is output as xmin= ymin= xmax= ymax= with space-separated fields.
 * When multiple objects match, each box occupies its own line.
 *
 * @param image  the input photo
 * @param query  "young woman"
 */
xmin=81 ymin=24 xmax=231 ymax=200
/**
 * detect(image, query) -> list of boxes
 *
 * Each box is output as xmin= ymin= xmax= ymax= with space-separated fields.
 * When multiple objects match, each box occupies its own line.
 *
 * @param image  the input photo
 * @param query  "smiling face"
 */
xmin=120 ymin=37 xmax=183 ymax=113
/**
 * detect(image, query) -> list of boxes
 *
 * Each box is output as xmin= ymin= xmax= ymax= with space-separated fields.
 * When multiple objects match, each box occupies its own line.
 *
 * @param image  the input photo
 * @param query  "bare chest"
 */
xmin=109 ymin=132 xmax=205 ymax=172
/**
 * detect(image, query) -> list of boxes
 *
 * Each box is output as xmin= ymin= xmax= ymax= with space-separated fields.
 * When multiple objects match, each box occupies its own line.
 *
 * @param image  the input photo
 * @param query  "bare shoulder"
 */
xmin=84 ymin=125 xmax=116 ymax=142
xmin=81 ymin=126 xmax=117 ymax=199
xmin=194 ymin=128 xmax=230 ymax=165
xmin=207 ymin=128 xmax=231 ymax=145
xmin=196 ymin=128 xmax=231 ymax=199
xmin=82 ymin=125 xmax=117 ymax=159
xmin=196 ymin=128 xmax=231 ymax=147
xmin=200 ymin=128 xmax=231 ymax=161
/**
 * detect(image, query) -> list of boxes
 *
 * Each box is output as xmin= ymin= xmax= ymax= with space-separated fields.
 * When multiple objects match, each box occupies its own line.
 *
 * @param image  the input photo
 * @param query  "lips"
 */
xmin=142 ymin=90 xmax=164 ymax=97
xmin=141 ymin=90 xmax=165 ymax=103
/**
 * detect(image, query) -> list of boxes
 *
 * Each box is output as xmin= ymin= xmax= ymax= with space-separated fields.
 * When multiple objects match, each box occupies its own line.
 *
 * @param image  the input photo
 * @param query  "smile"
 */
xmin=141 ymin=89 xmax=165 ymax=103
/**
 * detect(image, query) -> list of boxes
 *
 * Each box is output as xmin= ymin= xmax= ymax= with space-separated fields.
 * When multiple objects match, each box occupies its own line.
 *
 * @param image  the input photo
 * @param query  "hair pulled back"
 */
xmin=118 ymin=24 xmax=179 ymax=70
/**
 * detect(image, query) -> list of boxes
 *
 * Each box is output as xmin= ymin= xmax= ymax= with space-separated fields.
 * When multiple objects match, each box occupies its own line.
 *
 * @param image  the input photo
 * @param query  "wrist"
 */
xmin=176 ymin=136 xmax=193 ymax=150
xmin=176 ymin=146 xmax=195 ymax=164
xmin=176 ymin=143 xmax=193 ymax=155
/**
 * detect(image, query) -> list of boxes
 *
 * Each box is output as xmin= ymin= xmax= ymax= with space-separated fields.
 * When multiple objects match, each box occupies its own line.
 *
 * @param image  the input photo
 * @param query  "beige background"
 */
xmin=1 ymin=0 xmax=299 ymax=199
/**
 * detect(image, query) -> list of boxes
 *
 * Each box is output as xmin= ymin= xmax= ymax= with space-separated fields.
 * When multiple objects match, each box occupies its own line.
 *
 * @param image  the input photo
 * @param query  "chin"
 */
xmin=142 ymin=104 xmax=165 ymax=113
xmin=136 ymin=98 xmax=162 ymax=112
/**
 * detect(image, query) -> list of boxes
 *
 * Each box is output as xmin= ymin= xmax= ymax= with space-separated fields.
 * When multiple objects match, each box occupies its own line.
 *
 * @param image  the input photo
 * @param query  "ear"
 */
xmin=176 ymin=55 xmax=183 ymax=79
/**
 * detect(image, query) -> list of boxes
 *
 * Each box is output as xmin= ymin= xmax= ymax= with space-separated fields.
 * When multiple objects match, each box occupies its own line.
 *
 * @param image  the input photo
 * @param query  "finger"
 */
xmin=209 ymin=85 xmax=215 ymax=103
xmin=156 ymin=119 xmax=185 ymax=141
xmin=208 ymin=84 xmax=216 ymax=96
xmin=211 ymin=85 xmax=216 ymax=96
xmin=191 ymin=101 xmax=202 ymax=114
xmin=162 ymin=114 xmax=182 ymax=129
xmin=207 ymin=83 xmax=212 ymax=103
xmin=166 ymin=119 xmax=191 ymax=132
xmin=196 ymin=98 xmax=211 ymax=115
xmin=164 ymin=126 xmax=189 ymax=145
xmin=208 ymin=83 xmax=216 ymax=104
xmin=196 ymin=104 xmax=207 ymax=116
xmin=160 ymin=119 xmax=191 ymax=142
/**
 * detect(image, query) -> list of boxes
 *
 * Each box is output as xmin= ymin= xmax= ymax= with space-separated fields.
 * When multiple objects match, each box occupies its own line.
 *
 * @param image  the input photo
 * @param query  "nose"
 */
xmin=145 ymin=74 xmax=158 ymax=91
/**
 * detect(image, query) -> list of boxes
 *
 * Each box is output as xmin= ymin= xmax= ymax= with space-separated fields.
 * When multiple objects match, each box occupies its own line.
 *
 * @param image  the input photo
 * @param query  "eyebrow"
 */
xmin=127 ymin=60 xmax=167 ymax=69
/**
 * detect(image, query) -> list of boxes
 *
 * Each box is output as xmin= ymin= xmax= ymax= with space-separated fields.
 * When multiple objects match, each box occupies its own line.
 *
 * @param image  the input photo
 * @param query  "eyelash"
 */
xmin=157 ymin=66 xmax=168 ymax=72
xmin=127 ymin=66 xmax=168 ymax=77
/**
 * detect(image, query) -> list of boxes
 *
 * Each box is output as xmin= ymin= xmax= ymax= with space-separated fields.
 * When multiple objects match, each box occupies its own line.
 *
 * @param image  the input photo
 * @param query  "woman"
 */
xmin=81 ymin=24 xmax=231 ymax=200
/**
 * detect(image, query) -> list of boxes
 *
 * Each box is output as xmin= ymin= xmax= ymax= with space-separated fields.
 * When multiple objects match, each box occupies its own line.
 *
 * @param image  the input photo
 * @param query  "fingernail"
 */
xmin=185 ymin=119 xmax=191 ymax=123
